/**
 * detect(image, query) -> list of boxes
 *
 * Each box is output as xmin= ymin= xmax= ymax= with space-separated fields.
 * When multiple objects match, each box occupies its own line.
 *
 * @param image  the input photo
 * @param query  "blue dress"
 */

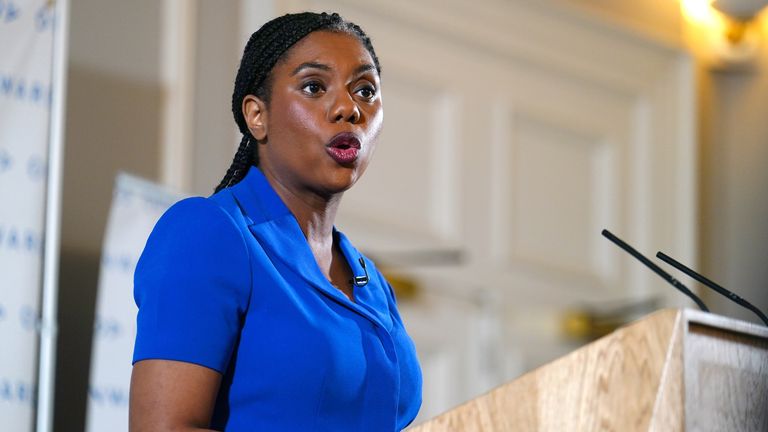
xmin=132 ymin=168 xmax=422 ymax=431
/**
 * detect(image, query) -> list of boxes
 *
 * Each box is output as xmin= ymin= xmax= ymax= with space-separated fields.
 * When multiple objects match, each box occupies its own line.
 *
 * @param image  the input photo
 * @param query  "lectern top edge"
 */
xmin=681 ymin=308 xmax=768 ymax=339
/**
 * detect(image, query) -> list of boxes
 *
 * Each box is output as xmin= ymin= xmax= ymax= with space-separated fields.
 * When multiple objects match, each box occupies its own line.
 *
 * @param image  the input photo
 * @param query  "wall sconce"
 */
xmin=681 ymin=0 xmax=768 ymax=68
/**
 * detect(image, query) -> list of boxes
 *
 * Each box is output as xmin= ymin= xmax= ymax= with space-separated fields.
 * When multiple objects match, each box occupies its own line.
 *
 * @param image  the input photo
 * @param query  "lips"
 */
xmin=326 ymin=132 xmax=361 ymax=165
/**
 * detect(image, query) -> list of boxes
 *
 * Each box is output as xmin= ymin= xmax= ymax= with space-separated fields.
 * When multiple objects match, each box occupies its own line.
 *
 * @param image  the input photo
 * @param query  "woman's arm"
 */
xmin=129 ymin=359 xmax=222 ymax=432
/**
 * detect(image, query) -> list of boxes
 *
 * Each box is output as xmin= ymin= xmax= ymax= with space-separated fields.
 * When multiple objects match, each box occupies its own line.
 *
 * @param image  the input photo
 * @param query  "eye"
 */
xmin=301 ymin=81 xmax=325 ymax=96
xmin=355 ymin=85 xmax=377 ymax=101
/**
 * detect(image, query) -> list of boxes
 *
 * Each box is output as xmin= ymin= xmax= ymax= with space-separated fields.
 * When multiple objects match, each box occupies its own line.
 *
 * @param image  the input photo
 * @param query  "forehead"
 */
xmin=277 ymin=31 xmax=375 ymax=72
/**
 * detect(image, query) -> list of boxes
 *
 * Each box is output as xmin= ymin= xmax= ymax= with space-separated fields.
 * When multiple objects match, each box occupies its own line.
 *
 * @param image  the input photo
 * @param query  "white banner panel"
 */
xmin=0 ymin=1 xmax=56 ymax=430
xmin=85 ymin=173 xmax=183 ymax=431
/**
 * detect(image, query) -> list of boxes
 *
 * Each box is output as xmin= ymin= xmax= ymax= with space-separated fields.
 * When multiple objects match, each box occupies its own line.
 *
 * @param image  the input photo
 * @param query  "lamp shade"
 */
xmin=713 ymin=0 xmax=768 ymax=20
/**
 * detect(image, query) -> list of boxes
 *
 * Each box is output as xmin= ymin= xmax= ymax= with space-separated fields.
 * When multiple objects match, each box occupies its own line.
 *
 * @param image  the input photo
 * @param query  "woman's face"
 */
xmin=251 ymin=31 xmax=383 ymax=199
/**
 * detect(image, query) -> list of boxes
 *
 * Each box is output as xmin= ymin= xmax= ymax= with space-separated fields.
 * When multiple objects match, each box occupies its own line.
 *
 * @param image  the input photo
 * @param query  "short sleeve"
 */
xmin=132 ymin=197 xmax=252 ymax=373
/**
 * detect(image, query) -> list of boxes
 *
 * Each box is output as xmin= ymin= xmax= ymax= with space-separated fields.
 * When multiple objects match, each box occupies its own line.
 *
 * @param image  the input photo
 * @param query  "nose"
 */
xmin=329 ymin=91 xmax=361 ymax=124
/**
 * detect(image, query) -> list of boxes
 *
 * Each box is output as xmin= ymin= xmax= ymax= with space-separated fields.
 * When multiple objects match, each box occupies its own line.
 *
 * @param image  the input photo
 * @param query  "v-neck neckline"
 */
xmin=228 ymin=168 xmax=390 ymax=329
xmin=329 ymin=229 xmax=356 ymax=303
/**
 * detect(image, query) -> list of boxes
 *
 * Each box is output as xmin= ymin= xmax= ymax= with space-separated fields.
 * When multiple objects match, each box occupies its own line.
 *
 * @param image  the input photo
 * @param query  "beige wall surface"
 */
xmin=701 ymin=40 xmax=768 ymax=324
xmin=58 ymin=0 xmax=163 ymax=429
xmin=565 ymin=0 xmax=768 ymax=325
xmin=560 ymin=0 xmax=685 ymax=45
xmin=190 ymin=1 xmax=240 ymax=196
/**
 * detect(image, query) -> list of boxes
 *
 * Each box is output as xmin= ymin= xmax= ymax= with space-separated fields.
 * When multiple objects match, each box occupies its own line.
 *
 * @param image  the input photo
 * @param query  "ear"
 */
xmin=242 ymin=95 xmax=268 ymax=141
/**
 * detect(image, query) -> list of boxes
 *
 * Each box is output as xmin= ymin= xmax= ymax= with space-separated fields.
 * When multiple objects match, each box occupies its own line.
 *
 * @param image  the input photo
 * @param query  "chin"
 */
xmin=321 ymin=167 xmax=363 ymax=195
xmin=326 ymin=175 xmax=358 ymax=194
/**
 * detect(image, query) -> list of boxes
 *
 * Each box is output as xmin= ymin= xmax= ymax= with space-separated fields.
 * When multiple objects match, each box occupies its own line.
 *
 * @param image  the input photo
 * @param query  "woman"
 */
xmin=129 ymin=12 xmax=422 ymax=432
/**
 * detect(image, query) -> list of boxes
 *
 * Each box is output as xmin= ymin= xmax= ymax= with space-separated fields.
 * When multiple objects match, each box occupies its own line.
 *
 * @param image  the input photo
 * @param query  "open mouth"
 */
xmin=326 ymin=133 xmax=361 ymax=165
xmin=327 ymin=133 xmax=361 ymax=150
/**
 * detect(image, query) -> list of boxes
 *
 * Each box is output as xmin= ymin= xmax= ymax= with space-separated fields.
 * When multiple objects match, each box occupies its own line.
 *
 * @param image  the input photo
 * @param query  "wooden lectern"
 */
xmin=411 ymin=309 xmax=768 ymax=431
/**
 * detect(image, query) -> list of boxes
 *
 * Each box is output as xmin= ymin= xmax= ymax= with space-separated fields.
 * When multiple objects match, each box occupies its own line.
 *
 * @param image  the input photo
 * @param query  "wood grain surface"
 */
xmin=411 ymin=309 xmax=683 ymax=431
xmin=411 ymin=309 xmax=768 ymax=431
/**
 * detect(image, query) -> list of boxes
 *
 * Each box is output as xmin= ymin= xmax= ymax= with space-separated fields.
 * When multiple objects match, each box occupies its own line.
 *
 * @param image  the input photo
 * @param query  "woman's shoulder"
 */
xmin=133 ymin=197 xmax=254 ymax=373
xmin=162 ymin=192 xmax=241 ymax=224
xmin=139 ymin=195 xmax=251 ymax=273
xmin=151 ymin=191 xmax=251 ymax=239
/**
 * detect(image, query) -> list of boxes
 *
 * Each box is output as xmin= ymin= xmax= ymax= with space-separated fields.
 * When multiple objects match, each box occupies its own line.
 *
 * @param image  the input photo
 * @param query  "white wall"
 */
xmin=189 ymin=1 xmax=240 ymax=195
xmin=565 ymin=0 xmax=768 ymax=324
xmin=58 ymin=0 xmax=163 ymax=429
xmin=701 ymin=31 xmax=768 ymax=324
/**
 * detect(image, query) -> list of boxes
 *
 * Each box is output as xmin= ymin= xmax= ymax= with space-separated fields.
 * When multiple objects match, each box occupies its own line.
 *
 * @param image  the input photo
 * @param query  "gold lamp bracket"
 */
xmin=682 ymin=0 xmax=768 ymax=70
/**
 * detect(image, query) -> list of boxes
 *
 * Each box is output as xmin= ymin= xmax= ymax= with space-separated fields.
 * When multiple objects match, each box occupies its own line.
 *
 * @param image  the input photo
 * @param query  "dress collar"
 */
xmin=228 ymin=167 xmax=292 ymax=224
xmin=225 ymin=167 xmax=391 ymax=330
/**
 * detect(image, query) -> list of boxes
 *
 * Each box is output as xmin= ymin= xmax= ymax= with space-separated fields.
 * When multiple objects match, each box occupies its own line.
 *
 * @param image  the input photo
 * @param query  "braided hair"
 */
xmin=214 ymin=12 xmax=382 ymax=193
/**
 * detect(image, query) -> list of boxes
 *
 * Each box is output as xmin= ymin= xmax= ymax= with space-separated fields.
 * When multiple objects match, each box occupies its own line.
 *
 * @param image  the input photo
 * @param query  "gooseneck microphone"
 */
xmin=656 ymin=251 xmax=768 ymax=326
xmin=601 ymin=229 xmax=709 ymax=312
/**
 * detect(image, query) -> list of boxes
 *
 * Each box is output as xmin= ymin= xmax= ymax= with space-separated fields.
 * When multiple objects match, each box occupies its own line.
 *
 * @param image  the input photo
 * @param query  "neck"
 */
xmin=257 ymin=165 xmax=352 ymax=291
xmin=258 ymin=166 xmax=342 ymax=244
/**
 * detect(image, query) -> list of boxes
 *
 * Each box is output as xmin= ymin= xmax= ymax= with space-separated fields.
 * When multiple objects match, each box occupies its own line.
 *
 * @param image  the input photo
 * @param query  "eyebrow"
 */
xmin=353 ymin=63 xmax=376 ymax=76
xmin=290 ymin=62 xmax=331 ymax=76
xmin=290 ymin=62 xmax=377 ymax=77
